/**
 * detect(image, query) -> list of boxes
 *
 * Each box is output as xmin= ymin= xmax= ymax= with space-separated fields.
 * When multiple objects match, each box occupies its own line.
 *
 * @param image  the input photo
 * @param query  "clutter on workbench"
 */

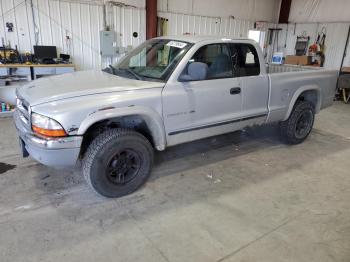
xmin=295 ymin=36 xmax=310 ymax=56
xmin=0 ymin=39 xmax=74 ymax=116
xmin=284 ymin=33 xmax=312 ymax=66
xmin=285 ymin=55 xmax=312 ymax=66
xmin=1 ymin=102 xmax=14 ymax=112
xmin=308 ymin=27 xmax=326 ymax=67
xmin=283 ymin=28 xmax=326 ymax=67
xmin=0 ymin=37 xmax=72 ymax=65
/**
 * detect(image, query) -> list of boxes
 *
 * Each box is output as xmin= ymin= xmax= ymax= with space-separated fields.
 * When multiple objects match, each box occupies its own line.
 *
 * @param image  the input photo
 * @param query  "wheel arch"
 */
xmin=78 ymin=106 xmax=166 ymax=153
xmin=283 ymin=86 xmax=321 ymax=121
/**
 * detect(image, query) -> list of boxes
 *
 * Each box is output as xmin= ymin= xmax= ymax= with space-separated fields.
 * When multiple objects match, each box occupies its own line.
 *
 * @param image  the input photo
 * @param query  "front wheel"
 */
xmin=82 ymin=128 xmax=154 ymax=198
xmin=280 ymin=101 xmax=315 ymax=144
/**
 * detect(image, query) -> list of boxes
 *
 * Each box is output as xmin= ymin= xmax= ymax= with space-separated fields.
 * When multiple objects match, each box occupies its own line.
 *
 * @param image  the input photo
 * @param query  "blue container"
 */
xmin=1 ymin=103 xmax=6 ymax=112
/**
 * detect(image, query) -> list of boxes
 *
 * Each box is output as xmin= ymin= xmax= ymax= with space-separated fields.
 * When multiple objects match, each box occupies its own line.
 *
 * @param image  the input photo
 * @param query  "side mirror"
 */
xmin=179 ymin=62 xmax=208 ymax=82
xmin=178 ymin=74 xmax=193 ymax=82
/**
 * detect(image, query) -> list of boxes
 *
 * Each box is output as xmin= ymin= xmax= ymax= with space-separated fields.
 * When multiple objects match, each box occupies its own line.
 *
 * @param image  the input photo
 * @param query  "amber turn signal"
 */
xmin=32 ymin=125 xmax=67 ymax=137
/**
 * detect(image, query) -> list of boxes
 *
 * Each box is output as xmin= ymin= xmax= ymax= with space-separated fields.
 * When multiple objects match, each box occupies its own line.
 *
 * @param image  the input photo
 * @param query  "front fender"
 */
xmin=283 ymin=85 xmax=321 ymax=121
xmin=77 ymin=106 xmax=166 ymax=151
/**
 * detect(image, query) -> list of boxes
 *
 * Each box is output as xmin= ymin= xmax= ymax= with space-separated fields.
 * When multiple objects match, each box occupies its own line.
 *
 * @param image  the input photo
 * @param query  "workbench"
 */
xmin=0 ymin=64 xmax=31 ymax=83
xmin=31 ymin=64 xmax=75 ymax=79
xmin=0 ymin=63 xmax=75 ymax=117
xmin=0 ymin=63 xmax=75 ymax=82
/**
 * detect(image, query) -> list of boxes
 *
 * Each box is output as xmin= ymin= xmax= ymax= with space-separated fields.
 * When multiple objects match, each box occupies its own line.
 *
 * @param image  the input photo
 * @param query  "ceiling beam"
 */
xmin=146 ymin=0 xmax=157 ymax=39
xmin=279 ymin=0 xmax=292 ymax=24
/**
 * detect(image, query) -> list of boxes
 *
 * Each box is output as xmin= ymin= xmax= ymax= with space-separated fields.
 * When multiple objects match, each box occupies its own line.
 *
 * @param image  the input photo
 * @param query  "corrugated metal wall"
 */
xmin=2 ymin=1 xmax=349 ymax=71
xmin=289 ymin=0 xmax=350 ymax=23
xmin=1 ymin=1 xmax=275 ymax=71
xmin=158 ymin=11 xmax=275 ymax=38
xmin=109 ymin=5 xmax=146 ymax=52
xmin=157 ymin=0 xmax=280 ymax=23
xmin=158 ymin=11 xmax=276 ymax=64
xmin=106 ymin=5 xmax=146 ymax=68
xmin=158 ymin=12 xmax=222 ymax=36
xmin=0 ymin=0 xmax=145 ymax=70
xmin=160 ymin=13 xmax=350 ymax=70
xmin=0 ymin=0 xmax=34 ymax=53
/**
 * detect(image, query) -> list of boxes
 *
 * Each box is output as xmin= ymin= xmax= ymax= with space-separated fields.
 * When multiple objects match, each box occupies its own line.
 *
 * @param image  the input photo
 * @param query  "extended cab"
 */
xmin=14 ymin=36 xmax=338 ymax=197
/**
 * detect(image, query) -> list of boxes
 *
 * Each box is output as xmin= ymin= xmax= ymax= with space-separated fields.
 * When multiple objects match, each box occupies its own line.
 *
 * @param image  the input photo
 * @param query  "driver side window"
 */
xmin=189 ymin=44 xmax=233 ymax=80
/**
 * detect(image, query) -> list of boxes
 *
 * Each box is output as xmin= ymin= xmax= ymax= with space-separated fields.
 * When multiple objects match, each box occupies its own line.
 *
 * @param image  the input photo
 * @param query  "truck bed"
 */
xmin=266 ymin=64 xmax=338 ymax=123
xmin=267 ymin=64 xmax=322 ymax=74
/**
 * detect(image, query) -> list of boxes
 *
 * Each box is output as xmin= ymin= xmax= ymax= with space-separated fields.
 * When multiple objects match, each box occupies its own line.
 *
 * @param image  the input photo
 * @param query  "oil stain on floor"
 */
xmin=0 ymin=163 xmax=16 ymax=174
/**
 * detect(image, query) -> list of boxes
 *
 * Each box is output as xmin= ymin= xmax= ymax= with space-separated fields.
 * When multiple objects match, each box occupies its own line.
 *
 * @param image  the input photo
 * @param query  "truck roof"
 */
xmin=155 ymin=35 xmax=252 ymax=44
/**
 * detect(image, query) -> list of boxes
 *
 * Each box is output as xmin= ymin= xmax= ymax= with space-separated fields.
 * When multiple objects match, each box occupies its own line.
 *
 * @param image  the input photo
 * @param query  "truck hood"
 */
xmin=18 ymin=70 xmax=164 ymax=106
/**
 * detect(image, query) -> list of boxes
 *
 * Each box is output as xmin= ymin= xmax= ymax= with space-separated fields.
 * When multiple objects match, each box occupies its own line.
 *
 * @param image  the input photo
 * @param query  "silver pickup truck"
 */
xmin=14 ymin=36 xmax=338 ymax=197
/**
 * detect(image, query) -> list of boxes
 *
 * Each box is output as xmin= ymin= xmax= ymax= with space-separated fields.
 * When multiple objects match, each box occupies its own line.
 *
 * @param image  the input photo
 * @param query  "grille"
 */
xmin=17 ymin=98 xmax=30 ymax=127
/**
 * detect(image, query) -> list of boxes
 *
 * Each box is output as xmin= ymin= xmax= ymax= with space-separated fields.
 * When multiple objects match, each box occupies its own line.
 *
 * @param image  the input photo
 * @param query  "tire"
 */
xmin=280 ymin=101 xmax=315 ymax=145
xmin=82 ymin=128 xmax=154 ymax=198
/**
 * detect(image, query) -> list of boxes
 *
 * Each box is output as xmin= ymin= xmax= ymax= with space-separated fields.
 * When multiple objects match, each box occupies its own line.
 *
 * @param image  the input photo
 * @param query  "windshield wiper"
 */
xmin=121 ymin=68 xmax=143 ymax=80
xmin=109 ymin=64 xmax=117 ymax=74
xmin=107 ymin=65 xmax=142 ymax=80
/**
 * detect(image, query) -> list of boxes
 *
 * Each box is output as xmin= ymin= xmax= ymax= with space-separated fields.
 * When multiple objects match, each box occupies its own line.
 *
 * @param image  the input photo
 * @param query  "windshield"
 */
xmin=111 ymin=39 xmax=192 ymax=81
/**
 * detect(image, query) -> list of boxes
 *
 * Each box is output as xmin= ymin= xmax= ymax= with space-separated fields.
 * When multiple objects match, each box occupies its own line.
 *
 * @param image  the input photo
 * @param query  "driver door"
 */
xmin=162 ymin=43 xmax=244 ymax=146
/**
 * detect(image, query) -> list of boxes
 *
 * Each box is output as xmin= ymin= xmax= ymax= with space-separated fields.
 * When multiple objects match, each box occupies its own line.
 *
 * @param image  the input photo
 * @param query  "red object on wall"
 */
xmin=146 ymin=0 xmax=157 ymax=39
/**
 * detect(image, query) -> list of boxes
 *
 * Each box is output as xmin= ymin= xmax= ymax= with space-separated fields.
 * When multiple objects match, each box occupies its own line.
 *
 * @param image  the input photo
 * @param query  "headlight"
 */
xmin=31 ymin=113 xmax=67 ymax=137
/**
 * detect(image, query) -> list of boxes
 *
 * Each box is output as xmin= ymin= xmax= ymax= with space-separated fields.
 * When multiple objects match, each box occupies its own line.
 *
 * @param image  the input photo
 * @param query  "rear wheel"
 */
xmin=280 ymin=101 xmax=315 ymax=144
xmin=82 ymin=128 xmax=154 ymax=198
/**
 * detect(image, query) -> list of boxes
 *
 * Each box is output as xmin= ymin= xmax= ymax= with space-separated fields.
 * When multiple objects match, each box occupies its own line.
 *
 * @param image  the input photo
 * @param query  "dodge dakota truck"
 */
xmin=14 ymin=36 xmax=338 ymax=197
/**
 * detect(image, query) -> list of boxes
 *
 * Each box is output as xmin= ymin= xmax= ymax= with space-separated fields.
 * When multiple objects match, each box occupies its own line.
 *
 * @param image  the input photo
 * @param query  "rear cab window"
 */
xmin=230 ymin=43 xmax=260 ymax=77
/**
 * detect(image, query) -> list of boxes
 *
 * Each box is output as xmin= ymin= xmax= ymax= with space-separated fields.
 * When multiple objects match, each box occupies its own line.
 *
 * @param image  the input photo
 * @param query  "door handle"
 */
xmin=230 ymin=87 xmax=241 ymax=95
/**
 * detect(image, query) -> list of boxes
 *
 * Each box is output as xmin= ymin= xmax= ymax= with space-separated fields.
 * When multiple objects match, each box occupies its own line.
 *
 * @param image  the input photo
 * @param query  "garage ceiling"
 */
xmin=289 ymin=0 xmax=350 ymax=23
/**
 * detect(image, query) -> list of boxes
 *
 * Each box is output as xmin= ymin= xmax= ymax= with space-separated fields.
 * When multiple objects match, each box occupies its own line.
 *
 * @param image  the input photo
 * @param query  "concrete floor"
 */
xmin=0 ymin=102 xmax=350 ymax=262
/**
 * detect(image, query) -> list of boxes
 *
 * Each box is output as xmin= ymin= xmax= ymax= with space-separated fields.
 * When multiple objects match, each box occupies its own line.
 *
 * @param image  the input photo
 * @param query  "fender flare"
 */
xmin=77 ymin=106 xmax=166 ymax=151
xmin=283 ymin=85 xmax=322 ymax=121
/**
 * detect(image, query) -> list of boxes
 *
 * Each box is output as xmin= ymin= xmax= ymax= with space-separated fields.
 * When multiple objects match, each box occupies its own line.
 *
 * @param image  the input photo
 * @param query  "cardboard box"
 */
xmin=285 ymin=55 xmax=312 ymax=66
xmin=342 ymin=67 xmax=350 ymax=73
xmin=285 ymin=55 xmax=299 ymax=65
xmin=298 ymin=56 xmax=312 ymax=66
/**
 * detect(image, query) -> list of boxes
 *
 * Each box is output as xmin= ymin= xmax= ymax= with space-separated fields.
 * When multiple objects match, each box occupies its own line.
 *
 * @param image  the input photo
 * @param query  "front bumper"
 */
xmin=14 ymin=109 xmax=83 ymax=167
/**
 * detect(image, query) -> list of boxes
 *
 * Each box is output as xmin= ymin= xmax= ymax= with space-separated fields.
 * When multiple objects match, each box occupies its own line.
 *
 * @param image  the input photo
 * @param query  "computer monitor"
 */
xmin=33 ymin=45 xmax=57 ymax=59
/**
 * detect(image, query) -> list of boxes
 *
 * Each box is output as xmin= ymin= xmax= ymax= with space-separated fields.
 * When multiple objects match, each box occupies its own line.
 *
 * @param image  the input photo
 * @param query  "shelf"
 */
xmin=0 ymin=111 xmax=14 ymax=118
